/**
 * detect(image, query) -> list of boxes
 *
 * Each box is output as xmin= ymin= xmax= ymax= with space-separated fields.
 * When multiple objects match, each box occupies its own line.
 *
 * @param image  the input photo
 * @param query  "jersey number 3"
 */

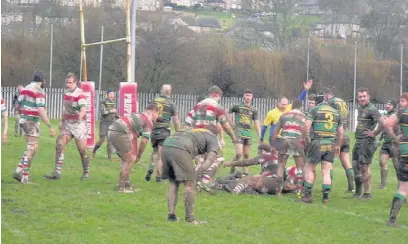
xmin=324 ymin=113 xmax=334 ymax=129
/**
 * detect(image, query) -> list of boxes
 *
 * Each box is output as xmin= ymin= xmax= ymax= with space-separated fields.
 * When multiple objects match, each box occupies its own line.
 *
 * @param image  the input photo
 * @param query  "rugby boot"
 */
xmin=44 ymin=172 xmax=61 ymax=180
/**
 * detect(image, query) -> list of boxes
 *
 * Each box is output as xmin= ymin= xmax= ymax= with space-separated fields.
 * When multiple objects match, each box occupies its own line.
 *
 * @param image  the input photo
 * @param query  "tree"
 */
xmin=361 ymin=0 xmax=408 ymax=59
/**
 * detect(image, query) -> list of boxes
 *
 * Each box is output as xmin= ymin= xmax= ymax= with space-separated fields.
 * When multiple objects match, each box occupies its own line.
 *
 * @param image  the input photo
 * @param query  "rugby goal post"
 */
xmin=79 ymin=0 xmax=138 ymax=152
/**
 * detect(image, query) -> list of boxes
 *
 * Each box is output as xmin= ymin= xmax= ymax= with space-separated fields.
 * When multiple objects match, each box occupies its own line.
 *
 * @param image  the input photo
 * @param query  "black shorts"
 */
xmin=161 ymin=147 xmax=194 ymax=182
xmin=352 ymin=139 xmax=378 ymax=164
xmin=236 ymin=137 xmax=252 ymax=146
xmin=397 ymin=157 xmax=408 ymax=182
xmin=380 ymin=141 xmax=396 ymax=157
xmin=151 ymin=128 xmax=171 ymax=149
xmin=307 ymin=139 xmax=335 ymax=164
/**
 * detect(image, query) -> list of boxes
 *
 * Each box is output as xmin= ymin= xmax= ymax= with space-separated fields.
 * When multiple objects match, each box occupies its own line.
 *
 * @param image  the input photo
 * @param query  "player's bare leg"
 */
xmin=277 ymin=154 xmax=289 ymax=194
xmin=294 ymin=155 xmax=305 ymax=198
xmin=378 ymin=153 xmax=390 ymax=189
xmin=321 ymin=162 xmax=332 ymax=204
xmin=302 ymin=163 xmax=316 ymax=203
xmin=155 ymin=145 xmax=164 ymax=182
xmin=167 ymin=179 xmax=180 ymax=221
xmin=45 ymin=134 xmax=72 ymax=180
xmin=361 ymin=164 xmax=372 ymax=199
xmin=242 ymin=144 xmax=251 ymax=176
xmin=184 ymin=180 xmax=205 ymax=224
xmin=107 ymin=139 xmax=114 ymax=161
xmin=117 ymin=151 xmax=136 ymax=193
xmin=340 ymin=152 xmax=354 ymax=192
xmin=75 ymin=138 xmax=90 ymax=180
xmin=230 ymin=143 xmax=243 ymax=174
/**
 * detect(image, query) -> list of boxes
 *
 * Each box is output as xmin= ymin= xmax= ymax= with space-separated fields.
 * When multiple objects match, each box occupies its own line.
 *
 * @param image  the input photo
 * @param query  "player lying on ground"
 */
xmin=209 ymin=144 xmax=301 ymax=195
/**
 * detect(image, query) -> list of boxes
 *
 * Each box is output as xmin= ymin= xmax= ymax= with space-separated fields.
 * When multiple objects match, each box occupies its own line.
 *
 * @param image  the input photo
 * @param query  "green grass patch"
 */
xmin=2 ymin=119 xmax=407 ymax=243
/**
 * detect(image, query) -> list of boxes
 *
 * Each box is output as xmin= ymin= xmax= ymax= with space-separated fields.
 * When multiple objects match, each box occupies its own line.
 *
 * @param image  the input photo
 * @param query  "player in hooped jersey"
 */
xmin=45 ymin=73 xmax=90 ymax=181
xmin=13 ymin=72 xmax=56 ymax=184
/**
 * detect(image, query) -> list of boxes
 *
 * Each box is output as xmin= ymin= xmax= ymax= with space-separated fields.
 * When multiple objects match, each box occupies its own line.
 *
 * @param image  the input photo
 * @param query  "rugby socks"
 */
xmin=21 ymin=153 xmax=30 ymax=183
xmin=380 ymin=169 xmax=388 ymax=187
xmin=322 ymin=184 xmax=332 ymax=202
xmin=232 ymin=183 xmax=248 ymax=194
xmin=202 ymin=160 xmax=222 ymax=184
xmin=55 ymin=153 xmax=64 ymax=175
xmin=354 ymin=174 xmax=363 ymax=196
xmin=345 ymin=168 xmax=354 ymax=191
xmin=296 ymin=170 xmax=304 ymax=197
xmin=15 ymin=151 xmax=27 ymax=174
xmin=82 ymin=154 xmax=90 ymax=177
xmin=92 ymin=144 xmax=101 ymax=154
xmin=389 ymin=193 xmax=405 ymax=224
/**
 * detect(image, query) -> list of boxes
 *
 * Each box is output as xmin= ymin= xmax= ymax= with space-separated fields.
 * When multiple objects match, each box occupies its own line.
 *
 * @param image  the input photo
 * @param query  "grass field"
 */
xmin=2 ymin=119 xmax=408 ymax=244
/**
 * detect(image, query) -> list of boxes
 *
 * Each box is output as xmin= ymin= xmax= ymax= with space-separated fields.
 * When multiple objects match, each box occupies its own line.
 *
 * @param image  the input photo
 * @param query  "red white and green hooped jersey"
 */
xmin=190 ymin=97 xmax=228 ymax=128
xmin=18 ymin=82 xmax=46 ymax=122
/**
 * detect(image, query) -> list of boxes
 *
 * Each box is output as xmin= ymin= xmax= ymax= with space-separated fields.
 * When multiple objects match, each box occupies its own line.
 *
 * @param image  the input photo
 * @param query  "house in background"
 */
xmin=169 ymin=0 xmax=200 ymax=7
xmin=170 ymin=15 xmax=221 ymax=33
xmin=206 ymin=0 xmax=227 ymax=9
xmin=296 ymin=0 xmax=322 ymax=15
xmin=311 ymin=16 xmax=361 ymax=40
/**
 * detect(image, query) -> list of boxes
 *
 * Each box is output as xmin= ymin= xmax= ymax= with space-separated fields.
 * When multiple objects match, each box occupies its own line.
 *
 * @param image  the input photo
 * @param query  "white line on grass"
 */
xmin=280 ymin=195 xmax=408 ymax=229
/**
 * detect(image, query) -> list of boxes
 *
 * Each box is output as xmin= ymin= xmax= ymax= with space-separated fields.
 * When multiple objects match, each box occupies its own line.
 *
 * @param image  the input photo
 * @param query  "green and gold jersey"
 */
xmin=355 ymin=102 xmax=381 ymax=141
xmin=328 ymin=97 xmax=349 ymax=136
xmin=151 ymin=95 xmax=177 ymax=130
xmin=229 ymin=103 xmax=258 ymax=138
xmin=100 ymin=98 xmax=117 ymax=123
xmin=307 ymin=102 xmax=342 ymax=139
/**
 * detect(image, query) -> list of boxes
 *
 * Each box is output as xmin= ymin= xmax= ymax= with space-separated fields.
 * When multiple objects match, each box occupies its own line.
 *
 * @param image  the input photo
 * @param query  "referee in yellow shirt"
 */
xmin=260 ymin=80 xmax=313 ymax=147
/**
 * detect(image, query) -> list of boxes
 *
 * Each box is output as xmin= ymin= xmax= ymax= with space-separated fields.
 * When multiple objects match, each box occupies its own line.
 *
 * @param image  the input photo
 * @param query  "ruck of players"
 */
xmin=5 ymin=72 xmax=408 ymax=227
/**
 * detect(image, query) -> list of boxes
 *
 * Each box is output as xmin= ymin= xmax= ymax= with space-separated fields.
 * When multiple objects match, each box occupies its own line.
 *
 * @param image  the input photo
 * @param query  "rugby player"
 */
xmin=108 ymin=104 xmax=159 ymax=193
xmin=13 ymin=72 xmax=56 ymax=184
xmin=162 ymin=125 xmax=220 ymax=224
xmin=145 ymin=84 xmax=180 ymax=182
xmin=302 ymin=93 xmax=343 ymax=204
xmin=92 ymin=89 xmax=118 ymax=160
xmin=45 ymin=73 xmax=90 ymax=180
